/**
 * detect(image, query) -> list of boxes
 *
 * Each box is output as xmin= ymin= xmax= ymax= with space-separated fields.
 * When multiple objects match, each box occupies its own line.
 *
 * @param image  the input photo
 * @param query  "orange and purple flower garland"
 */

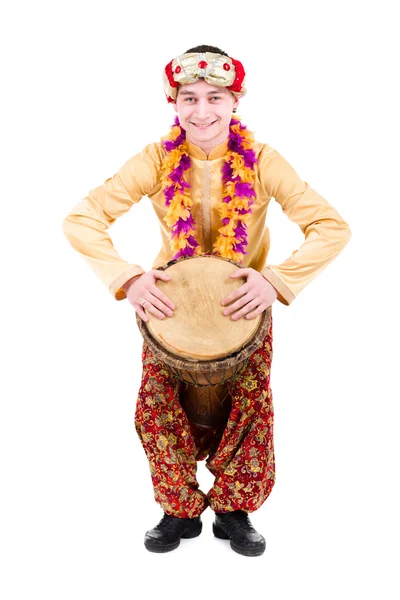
xmin=160 ymin=115 xmax=258 ymax=263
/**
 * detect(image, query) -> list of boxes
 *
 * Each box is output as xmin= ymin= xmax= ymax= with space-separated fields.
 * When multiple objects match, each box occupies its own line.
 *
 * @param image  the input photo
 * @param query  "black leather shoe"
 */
xmin=213 ymin=509 xmax=266 ymax=556
xmin=144 ymin=512 xmax=202 ymax=553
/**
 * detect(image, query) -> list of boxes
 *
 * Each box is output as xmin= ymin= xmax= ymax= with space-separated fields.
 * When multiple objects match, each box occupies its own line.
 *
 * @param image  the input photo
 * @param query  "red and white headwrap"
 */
xmin=163 ymin=51 xmax=247 ymax=104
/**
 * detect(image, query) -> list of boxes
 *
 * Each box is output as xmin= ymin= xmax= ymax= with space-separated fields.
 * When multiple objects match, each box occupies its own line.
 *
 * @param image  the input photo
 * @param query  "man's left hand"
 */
xmin=221 ymin=268 xmax=278 ymax=320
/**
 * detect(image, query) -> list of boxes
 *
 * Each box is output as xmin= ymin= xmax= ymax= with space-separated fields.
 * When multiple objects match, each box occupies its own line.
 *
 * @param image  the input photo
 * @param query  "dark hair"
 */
xmin=184 ymin=44 xmax=229 ymax=56
xmin=176 ymin=45 xmax=231 ymax=99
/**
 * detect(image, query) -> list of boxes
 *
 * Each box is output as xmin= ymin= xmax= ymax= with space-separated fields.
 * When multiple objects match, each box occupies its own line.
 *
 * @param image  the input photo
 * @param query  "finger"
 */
xmin=148 ymin=292 xmax=174 ymax=317
xmin=245 ymin=303 xmax=267 ymax=319
xmin=222 ymin=293 xmax=253 ymax=315
xmin=151 ymin=288 xmax=175 ymax=310
xmin=221 ymin=284 xmax=249 ymax=307
xmin=230 ymin=269 xmax=249 ymax=277
xmin=153 ymin=270 xmax=172 ymax=281
xmin=143 ymin=301 xmax=168 ymax=320
xmin=135 ymin=306 xmax=149 ymax=323
xmin=231 ymin=299 xmax=259 ymax=320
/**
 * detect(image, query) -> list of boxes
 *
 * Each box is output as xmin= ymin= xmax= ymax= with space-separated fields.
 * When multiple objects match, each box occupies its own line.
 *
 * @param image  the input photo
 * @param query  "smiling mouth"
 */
xmin=192 ymin=120 xmax=217 ymax=128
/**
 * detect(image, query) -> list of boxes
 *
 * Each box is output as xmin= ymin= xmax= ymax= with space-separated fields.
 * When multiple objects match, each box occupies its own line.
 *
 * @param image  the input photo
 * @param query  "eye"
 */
xmin=184 ymin=97 xmax=222 ymax=102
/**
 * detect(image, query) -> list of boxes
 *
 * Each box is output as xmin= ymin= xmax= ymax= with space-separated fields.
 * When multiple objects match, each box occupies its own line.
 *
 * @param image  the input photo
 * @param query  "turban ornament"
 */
xmin=163 ymin=51 xmax=247 ymax=104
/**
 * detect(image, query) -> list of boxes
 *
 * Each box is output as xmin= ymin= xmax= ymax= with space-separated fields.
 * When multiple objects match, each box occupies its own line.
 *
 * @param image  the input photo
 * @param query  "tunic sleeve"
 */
xmin=62 ymin=142 xmax=162 ymax=301
xmin=258 ymin=144 xmax=352 ymax=306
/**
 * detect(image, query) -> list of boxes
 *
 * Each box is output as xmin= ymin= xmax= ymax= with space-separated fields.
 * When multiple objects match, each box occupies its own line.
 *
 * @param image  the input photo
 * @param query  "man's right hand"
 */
xmin=122 ymin=270 xmax=175 ymax=323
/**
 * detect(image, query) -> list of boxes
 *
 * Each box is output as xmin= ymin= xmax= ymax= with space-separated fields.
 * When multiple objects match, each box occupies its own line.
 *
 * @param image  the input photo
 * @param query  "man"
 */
xmin=62 ymin=45 xmax=352 ymax=556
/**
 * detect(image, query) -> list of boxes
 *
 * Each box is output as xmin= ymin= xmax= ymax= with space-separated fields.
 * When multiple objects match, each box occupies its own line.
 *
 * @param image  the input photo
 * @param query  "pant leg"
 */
xmin=206 ymin=314 xmax=275 ymax=514
xmin=134 ymin=340 xmax=210 ymax=518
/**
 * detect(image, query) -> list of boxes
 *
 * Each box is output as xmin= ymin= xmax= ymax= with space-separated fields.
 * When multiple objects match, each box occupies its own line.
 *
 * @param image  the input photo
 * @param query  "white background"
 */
xmin=1 ymin=0 xmax=399 ymax=598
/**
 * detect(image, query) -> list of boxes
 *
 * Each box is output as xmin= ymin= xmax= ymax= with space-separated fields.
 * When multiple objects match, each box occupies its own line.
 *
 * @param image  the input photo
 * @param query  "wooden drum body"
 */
xmin=136 ymin=256 xmax=271 ymax=429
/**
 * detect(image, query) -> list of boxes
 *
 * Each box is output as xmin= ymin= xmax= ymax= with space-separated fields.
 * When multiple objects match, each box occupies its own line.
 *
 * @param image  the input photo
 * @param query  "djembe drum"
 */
xmin=135 ymin=255 xmax=271 ymax=429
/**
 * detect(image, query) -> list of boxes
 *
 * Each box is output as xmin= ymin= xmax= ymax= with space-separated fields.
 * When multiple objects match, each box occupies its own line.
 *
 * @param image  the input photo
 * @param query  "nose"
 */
xmin=193 ymin=100 xmax=211 ymax=120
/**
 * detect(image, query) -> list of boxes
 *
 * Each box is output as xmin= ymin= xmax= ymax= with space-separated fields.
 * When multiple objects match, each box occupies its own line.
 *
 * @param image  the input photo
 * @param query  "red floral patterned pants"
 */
xmin=134 ymin=315 xmax=275 ymax=518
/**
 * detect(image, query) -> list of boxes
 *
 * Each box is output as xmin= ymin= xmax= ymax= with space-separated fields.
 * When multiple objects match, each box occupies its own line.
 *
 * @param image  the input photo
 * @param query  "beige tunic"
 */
xmin=62 ymin=136 xmax=352 ymax=305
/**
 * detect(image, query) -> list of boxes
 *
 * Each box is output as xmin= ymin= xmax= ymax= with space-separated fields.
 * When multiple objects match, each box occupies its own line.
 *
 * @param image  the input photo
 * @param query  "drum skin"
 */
xmin=135 ymin=255 xmax=272 ymax=428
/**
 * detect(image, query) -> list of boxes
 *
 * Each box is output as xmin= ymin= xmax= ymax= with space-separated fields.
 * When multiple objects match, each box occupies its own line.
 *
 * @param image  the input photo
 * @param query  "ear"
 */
xmin=230 ymin=90 xmax=239 ymax=112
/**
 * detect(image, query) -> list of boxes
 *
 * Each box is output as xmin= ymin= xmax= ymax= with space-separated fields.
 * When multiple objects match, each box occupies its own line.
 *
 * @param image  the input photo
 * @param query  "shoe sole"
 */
xmin=212 ymin=522 xmax=266 ymax=557
xmin=144 ymin=521 xmax=203 ymax=553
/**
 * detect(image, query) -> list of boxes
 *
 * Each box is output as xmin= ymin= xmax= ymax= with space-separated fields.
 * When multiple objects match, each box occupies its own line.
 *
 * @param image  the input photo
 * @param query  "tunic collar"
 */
xmin=186 ymin=137 xmax=229 ymax=160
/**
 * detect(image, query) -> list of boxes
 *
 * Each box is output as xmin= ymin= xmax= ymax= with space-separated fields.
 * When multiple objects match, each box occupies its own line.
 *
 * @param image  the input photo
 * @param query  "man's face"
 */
xmin=174 ymin=79 xmax=239 ymax=149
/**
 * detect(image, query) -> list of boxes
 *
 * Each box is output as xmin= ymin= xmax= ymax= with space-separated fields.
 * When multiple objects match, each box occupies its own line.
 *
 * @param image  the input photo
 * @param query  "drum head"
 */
xmin=144 ymin=256 xmax=263 ymax=361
